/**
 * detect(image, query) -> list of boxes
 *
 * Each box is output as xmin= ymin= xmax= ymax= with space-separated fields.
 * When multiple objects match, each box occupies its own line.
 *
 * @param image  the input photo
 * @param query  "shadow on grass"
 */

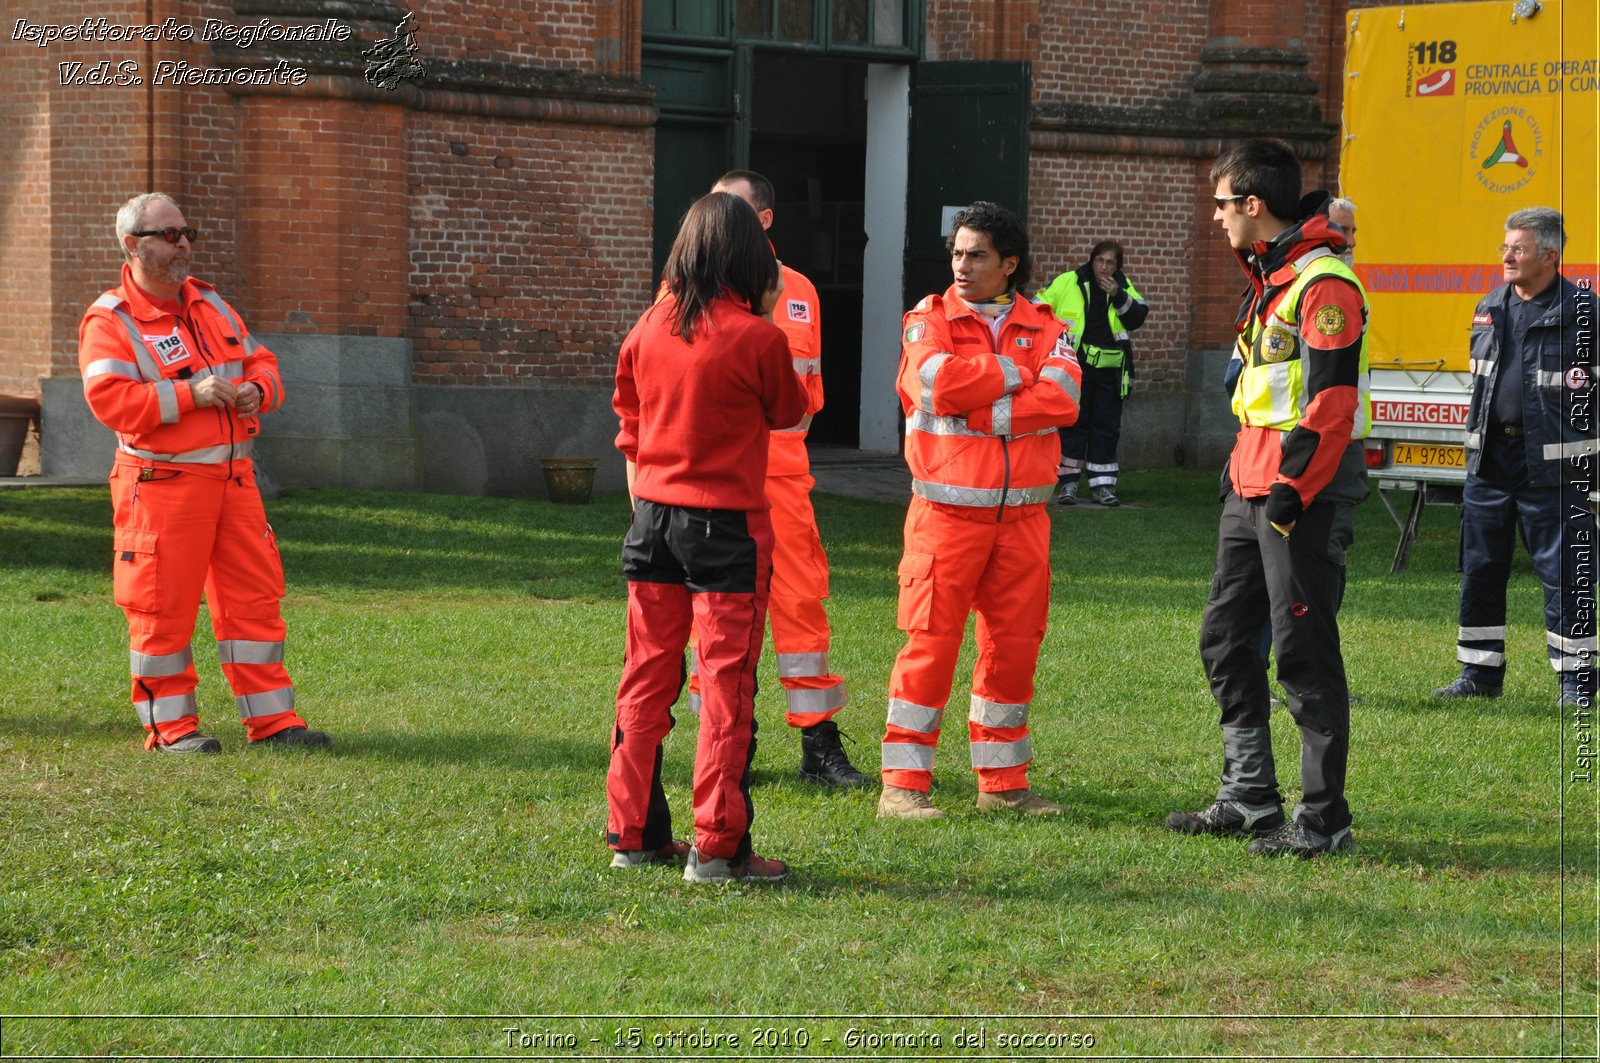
xmin=337 ymin=728 xmax=611 ymax=774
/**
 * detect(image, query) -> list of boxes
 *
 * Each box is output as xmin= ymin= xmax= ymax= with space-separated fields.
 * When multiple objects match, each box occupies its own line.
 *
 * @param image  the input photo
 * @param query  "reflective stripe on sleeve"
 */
xmin=777 ymin=651 xmax=829 ymax=678
xmin=1543 ymin=439 xmax=1600 ymax=461
xmin=991 ymin=395 xmax=1013 ymax=436
xmin=969 ymin=695 xmax=1028 ymax=729
xmin=154 ymin=379 xmax=180 ymax=424
xmin=911 ymin=479 xmax=1054 ymax=507
xmin=881 ymin=741 xmax=935 ymax=771
xmin=137 ymin=692 xmax=197 ymax=728
xmin=191 ymin=360 xmax=246 ymax=383
xmin=906 ymin=411 xmax=986 ymax=437
xmin=130 ymin=647 xmax=194 ymax=678
xmin=83 ymin=359 xmax=144 ymax=385
xmin=792 ymin=357 xmax=821 ymax=377
xmin=995 ymin=355 xmax=1022 ymax=394
xmin=886 ymin=697 xmax=943 ymax=734
xmin=970 ymin=737 xmax=1033 ymax=769
xmin=918 ymin=353 xmax=951 ymax=413
xmin=1465 ymin=431 xmax=1483 ymax=450
xmin=237 ymin=684 xmax=295 ymax=720
xmin=218 ymin=639 xmax=286 ymax=665
xmin=1038 ymin=364 xmax=1080 ymax=403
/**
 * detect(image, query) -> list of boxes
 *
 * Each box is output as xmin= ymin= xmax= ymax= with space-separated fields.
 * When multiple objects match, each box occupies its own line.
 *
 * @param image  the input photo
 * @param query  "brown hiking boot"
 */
xmin=976 ymin=788 xmax=1062 ymax=816
xmin=877 ymin=785 xmax=946 ymax=820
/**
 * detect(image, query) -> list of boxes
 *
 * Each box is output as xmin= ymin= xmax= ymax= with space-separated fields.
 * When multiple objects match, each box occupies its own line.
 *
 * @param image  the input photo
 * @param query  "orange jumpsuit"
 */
xmin=687 ymin=264 xmax=846 ymax=727
xmin=79 ymin=265 xmax=308 ymax=747
xmin=882 ymin=287 xmax=1081 ymax=793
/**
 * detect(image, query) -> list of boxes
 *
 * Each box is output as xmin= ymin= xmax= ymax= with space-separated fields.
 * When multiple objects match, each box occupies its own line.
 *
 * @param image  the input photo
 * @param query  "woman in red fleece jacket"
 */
xmin=606 ymin=192 xmax=807 ymax=883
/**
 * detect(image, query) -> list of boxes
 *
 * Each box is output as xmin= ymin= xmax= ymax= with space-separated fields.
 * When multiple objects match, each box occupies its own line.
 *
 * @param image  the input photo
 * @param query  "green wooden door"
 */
xmin=903 ymin=61 xmax=1031 ymax=308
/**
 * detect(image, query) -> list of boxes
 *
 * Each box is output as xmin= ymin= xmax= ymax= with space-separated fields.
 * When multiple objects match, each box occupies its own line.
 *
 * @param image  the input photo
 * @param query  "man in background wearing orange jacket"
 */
xmin=681 ymin=170 xmax=870 ymax=788
xmin=78 ymin=193 xmax=329 ymax=754
xmin=880 ymin=201 xmax=1082 ymax=819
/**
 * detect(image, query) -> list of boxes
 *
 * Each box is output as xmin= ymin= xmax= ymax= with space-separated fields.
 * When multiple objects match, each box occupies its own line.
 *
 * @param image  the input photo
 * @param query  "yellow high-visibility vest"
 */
xmin=1232 ymin=251 xmax=1371 ymax=440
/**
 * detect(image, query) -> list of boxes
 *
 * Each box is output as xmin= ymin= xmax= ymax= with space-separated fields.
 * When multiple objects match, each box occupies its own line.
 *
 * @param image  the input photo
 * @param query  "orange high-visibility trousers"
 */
xmin=686 ymin=472 xmax=846 ymax=727
xmin=881 ymin=497 xmax=1051 ymax=793
xmin=110 ymin=457 xmax=307 ymax=746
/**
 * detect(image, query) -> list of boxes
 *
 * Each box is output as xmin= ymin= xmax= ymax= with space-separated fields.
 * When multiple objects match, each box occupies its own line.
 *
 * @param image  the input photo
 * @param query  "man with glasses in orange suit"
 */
xmin=78 ymin=193 xmax=330 ymax=754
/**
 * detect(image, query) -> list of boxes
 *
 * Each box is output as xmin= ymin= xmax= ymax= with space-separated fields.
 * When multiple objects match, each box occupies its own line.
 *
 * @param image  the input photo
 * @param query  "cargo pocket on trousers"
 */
xmin=896 ymin=552 xmax=936 ymax=632
xmin=112 ymin=528 xmax=159 ymax=610
xmin=263 ymin=523 xmax=287 ymax=599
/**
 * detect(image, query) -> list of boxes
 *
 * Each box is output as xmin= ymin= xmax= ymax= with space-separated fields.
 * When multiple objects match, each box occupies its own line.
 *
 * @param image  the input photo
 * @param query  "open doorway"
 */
xmin=748 ymin=54 xmax=868 ymax=448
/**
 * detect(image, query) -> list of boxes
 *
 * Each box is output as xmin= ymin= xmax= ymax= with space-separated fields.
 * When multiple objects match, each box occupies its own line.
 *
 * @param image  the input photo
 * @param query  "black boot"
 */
xmin=798 ymin=720 xmax=872 ymax=788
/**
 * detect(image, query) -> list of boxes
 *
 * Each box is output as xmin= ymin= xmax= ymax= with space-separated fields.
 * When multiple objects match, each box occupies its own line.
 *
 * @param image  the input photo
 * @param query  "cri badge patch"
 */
xmin=1260 ymin=325 xmax=1296 ymax=364
xmin=1313 ymin=305 xmax=1346 ymax=337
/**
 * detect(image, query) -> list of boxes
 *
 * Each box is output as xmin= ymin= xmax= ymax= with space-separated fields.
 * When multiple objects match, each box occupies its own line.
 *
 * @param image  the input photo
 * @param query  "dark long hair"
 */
xmin=662 ymin=192 xmax=778 ymax=341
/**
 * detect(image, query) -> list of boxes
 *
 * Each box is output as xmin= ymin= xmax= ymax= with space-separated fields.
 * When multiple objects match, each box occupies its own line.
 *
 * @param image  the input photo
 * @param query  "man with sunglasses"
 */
xmin=78 ymin=193 xmax=330 ymax=754
xmin=1167 ymin=139 xmax=1368 ymax=857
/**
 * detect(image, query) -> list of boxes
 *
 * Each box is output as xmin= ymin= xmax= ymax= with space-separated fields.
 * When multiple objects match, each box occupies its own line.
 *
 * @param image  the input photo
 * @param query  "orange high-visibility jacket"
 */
xmin=79 ymin=264 xmax=284 ymax=466
xmin=768 ymin=263 xmax=825 ymax=477
xmin=898 ymin=286 xmax=1082 ymax=512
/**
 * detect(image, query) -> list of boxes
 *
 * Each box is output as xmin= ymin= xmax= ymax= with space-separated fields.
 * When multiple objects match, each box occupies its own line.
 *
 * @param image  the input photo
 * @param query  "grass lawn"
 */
xmin=1 ymin=468 xmax=1594 ymax=1059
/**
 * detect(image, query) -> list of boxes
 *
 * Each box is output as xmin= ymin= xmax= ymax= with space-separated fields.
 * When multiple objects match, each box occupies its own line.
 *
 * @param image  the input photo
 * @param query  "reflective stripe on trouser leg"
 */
xmin=204 ymin=468 xmax=307 ymax=741
xmin=1456 ymin=474 xmax=1518 ymax=685
xmin=883 ymin=697 xmax=942 ymax=785
xmin=111 ymin=462 xmax=219 ymax=746
xmin=968 ymin=508 xmax=1050 ymax=792
xmin=1520 ymin=480 xmax=1599 ymax=679
xmin=1085 ymin=462 xmax=1119 ymax=489
xmin=607 ymin=578 xmax=690 ymax=853
xmin=1083 ymin=365 xmax=1124 ymax=485
xmin=135 ymin=692 xmax=198 ymax=730
xmin=1550 ymin=630 xmax=1599 ymax=674
xmin=766 ymin=471 xmax=846 ymax=728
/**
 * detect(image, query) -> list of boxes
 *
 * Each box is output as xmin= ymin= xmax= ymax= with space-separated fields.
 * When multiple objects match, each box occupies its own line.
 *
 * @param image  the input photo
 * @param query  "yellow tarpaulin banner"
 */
xmin=1343 ymin=0 xmax=1598 ymax=369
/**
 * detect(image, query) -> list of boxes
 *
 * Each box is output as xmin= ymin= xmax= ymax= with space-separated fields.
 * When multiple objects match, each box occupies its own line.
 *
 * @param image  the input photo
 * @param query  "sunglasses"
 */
xmin=1212 ymin=195 xmax=1248 ymax=208
xmin=132 ymin=227 xmax=199 ymax=245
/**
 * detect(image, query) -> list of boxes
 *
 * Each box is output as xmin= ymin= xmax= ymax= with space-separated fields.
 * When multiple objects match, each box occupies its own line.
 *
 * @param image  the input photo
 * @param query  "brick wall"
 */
xmin=1034 ymin=0 xmax=1209 ymax=109
xmin=1030 ymin=152 xmax=1201 ymax=392
xmin=0 ymin=14 xmax=56 ymax=397
xmin=407 ymin=114 xmax=653 ymax=386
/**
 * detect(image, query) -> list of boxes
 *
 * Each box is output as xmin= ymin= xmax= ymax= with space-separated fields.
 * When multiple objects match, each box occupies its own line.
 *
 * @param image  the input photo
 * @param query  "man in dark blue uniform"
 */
xmin=1435 ymin=207 xmax=1597 ymax=709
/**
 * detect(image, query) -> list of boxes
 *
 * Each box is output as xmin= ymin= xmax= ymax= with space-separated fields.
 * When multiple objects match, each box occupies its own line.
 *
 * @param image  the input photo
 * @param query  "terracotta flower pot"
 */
xmin=539 ymin=457 xmax=598 ymax=504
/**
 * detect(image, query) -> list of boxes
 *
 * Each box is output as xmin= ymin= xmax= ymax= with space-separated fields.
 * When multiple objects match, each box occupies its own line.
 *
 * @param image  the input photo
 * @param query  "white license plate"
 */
xmin=1393 ymin=443 xmax=1465 ymax=468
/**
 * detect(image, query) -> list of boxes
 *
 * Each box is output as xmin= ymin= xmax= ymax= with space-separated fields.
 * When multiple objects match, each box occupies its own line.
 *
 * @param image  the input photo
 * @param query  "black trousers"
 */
xmin=1199 ymin=490 xmax=1351 ymax=834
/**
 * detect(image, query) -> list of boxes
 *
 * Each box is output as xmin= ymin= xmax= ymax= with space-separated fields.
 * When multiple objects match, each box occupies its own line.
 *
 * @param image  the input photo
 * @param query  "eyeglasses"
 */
xmin=1213 ymin=195 xmax=1248 ymax=208
xmin=131 ymin=227 xmax=198 ymax=245
xmin=1497 ymin=243 xmax=1537 ymax=257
